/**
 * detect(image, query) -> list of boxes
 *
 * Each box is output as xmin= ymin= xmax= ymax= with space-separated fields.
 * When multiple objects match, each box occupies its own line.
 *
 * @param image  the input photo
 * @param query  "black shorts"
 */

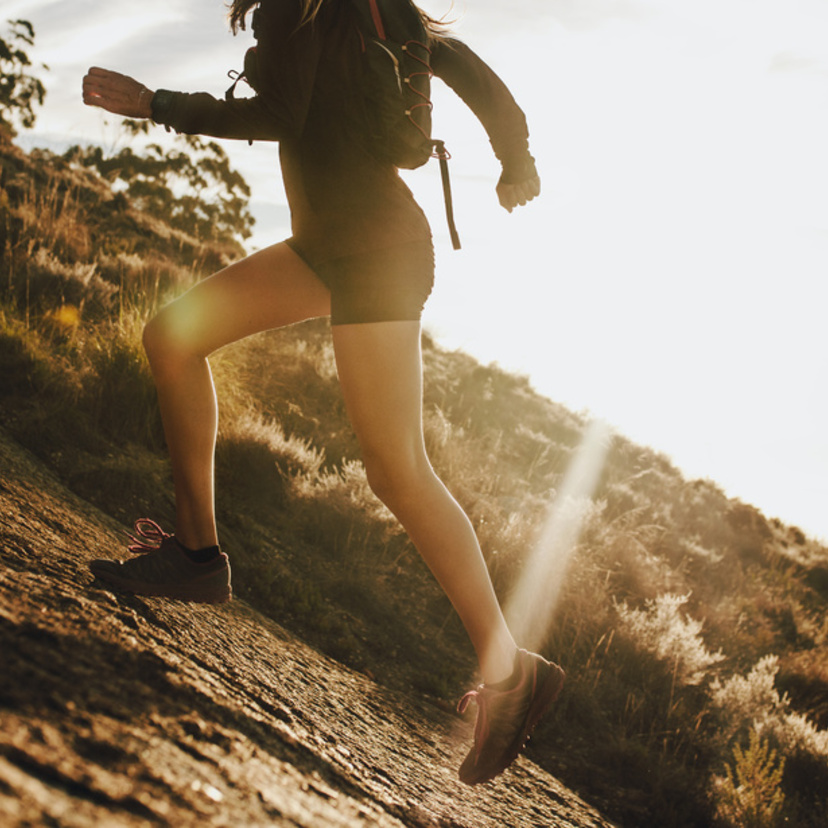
xmin=288 ymin=240 xmax=435 ymax=326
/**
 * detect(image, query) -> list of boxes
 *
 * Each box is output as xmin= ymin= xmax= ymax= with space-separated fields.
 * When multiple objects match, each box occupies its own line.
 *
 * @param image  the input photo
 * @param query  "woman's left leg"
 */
xmin=331 ymin=320 xmax=517 ymax=686
xmin=334 ymin=320 xmax=567 ymax=785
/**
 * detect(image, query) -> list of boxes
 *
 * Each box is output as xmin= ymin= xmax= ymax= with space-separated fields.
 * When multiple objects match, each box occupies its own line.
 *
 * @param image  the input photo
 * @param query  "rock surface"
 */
xmin=0 ymin=428 xmax=616 ymax=827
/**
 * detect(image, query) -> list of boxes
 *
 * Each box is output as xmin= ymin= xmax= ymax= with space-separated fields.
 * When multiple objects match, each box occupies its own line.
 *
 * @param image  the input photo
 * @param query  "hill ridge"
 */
xmin=4 ymin=125 xmax=828 ymax=828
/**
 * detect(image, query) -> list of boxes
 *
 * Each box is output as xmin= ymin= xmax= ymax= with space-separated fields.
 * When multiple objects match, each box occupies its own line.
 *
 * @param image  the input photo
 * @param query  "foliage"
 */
xmin=0 ymin=20 xmax=46 ymax=137
xmin=0 ymin=141 xmax=244 ymax=325
xmin=712 ymin=730 xmax=786 ymax=828
xmin=615 ymin=593 xmax=724 ymax=685
xmin=64 ymin=120 xmax=255 ymax=245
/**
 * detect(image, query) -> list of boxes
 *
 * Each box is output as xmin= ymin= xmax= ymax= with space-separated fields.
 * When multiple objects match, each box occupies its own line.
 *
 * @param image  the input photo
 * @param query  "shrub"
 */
xmin=616 ymin=593 xmax=724 ymax=685
xmin=216 ymin=409 xmax=324 ymax=514
xmin=710 ymin=654 xmax=828 ymax=819
xmin=712 ymin=730 xmax=786 ymax=828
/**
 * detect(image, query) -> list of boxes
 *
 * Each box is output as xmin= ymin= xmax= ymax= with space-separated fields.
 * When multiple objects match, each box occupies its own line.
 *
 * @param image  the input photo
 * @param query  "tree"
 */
xmin=65 ymin=120 xmax=255 ymax=246
xmin=0 ymin=20 xmax=47 ymax=137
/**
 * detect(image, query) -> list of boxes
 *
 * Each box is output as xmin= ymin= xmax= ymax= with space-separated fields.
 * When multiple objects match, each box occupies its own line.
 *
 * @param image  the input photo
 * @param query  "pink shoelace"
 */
xmin=126 ymin=518 xmax=172 ymax=555
xmin=457 ymin=686 xmax=491 ymax=760
xmin=457 ymin=654 xmax=535 ymax=761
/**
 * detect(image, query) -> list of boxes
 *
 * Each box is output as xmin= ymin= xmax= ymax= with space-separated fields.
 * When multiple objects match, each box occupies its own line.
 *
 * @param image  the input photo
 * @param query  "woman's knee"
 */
xmin=142 ymin=312 xmax=170 ymax=364
xmin=142 ymin=305 xmax=201 ymax=373
xmin=362 ymin=449 xmax=433 ymax=510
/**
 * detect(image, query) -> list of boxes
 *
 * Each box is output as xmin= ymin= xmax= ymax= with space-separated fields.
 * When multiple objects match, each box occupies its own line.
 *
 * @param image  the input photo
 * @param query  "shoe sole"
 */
xmin=90 ymin=564 xmax=232 ymax=605
xmin=468 ymin=661 xmax=566 ymax=785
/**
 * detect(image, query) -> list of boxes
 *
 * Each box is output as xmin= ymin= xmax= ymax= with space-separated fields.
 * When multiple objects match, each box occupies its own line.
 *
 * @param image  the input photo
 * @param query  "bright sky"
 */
xmin=10 ymin=0 xmax=828 ymax=542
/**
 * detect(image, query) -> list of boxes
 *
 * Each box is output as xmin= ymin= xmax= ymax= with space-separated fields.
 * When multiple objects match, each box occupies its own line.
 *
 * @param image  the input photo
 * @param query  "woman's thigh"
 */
xmin=148 ymin=242 xmax=331 ymax=358
xmin=331 ymin=320 xmax=428 ymax=480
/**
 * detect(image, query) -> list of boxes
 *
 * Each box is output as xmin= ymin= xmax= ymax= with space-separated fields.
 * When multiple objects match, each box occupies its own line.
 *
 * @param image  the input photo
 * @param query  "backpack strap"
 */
xmin=352 ymin=0 xmax=462 ymax=249
xmin=225 ymin=5 xmax=261 ymax=102
xmin=434 ymin=141 xmax=461 ymax=251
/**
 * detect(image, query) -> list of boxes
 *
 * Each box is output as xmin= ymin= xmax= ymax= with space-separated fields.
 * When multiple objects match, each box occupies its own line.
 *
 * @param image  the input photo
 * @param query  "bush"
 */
xmin=616 ymin=593 xmax=724 ymax=685
xmin=713 ymin=730 xmax=786 ymax=828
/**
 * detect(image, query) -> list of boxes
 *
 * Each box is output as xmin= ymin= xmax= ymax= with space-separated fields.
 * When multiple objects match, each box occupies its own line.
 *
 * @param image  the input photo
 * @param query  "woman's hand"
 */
xmin=82 ymin=67 xmax=154 ymax=118
xmin=496 ymin=174 xmax=541 ymax=213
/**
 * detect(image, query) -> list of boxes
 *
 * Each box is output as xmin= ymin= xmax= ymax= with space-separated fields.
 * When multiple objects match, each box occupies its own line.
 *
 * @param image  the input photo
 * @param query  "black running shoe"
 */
xmin=90 ymin=518 xmax=232 ymax=604
xmin=457 ymin=649 xmax=565 ymax=785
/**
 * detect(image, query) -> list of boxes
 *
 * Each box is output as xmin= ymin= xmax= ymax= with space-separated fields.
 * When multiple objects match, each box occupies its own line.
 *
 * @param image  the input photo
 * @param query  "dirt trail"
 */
xmin=0 ymin=428 xmax=616 ymax=828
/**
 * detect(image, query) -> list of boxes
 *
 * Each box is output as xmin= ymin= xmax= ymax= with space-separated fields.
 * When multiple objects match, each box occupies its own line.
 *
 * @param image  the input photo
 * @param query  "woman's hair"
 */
xmin=229 ymin=0 xmax=452 ymax=39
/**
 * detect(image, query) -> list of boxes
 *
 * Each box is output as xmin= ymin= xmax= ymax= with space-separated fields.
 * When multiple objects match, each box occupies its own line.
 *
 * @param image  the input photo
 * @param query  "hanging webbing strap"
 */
xmin=433 ymin=141 xmax=461 ymax=250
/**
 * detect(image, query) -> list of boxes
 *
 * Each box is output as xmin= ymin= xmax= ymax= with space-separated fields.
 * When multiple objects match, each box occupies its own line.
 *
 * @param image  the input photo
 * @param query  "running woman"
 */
xmin=82 ymin=0 xmax=564 ymax=785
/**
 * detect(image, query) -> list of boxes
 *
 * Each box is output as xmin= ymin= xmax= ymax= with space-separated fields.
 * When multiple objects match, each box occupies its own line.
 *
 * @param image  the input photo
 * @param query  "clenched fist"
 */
xmin=496 ymin=174 xmax=541 ymax=213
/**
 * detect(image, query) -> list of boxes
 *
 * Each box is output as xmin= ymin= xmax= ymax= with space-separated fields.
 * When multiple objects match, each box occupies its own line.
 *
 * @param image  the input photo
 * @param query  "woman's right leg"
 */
xmin=142 ymin=242 xmax=330 ymax=550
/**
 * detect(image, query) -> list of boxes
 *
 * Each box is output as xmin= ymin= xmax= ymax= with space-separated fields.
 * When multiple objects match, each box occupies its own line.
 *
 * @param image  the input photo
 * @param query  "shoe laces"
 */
xmin=457 ymin=657 xmax=534 ymax=760
xmin=458 ymin=686 xmax=491 ymax=759
xmin=127 ymin=518 xmax=172 ymax=555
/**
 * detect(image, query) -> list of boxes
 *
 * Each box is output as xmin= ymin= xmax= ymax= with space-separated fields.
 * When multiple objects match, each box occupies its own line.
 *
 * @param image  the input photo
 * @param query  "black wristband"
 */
xmin=150 ymin=89 xmax=177 ymax=124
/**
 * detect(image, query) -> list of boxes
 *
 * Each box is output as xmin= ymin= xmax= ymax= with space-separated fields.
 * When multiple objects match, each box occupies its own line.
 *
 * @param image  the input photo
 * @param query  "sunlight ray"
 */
xmin=504 ymin=418 xmax=612 ymax=654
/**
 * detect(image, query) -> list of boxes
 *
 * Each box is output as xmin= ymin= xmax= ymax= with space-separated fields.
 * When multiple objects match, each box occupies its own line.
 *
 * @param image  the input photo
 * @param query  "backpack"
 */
xmin=226 ymin=0 xmax=461 ymax=249
xmin=352 ymin=0 xmax=460 ymax=249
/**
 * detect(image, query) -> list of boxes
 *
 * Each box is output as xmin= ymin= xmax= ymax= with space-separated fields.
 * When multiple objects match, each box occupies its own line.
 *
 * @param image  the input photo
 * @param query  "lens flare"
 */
xmin=438 ymin=420 xmax=613 ymax=788
xmin=46 ymin=304 xmax=81 ymax=330
xmin=504 ymin=418 xmax=612 ymax=654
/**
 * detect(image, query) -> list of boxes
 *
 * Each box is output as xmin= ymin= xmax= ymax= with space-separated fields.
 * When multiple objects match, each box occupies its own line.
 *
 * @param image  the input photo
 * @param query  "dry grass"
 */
xmin=2 ymin=134 xmax=828 ymax=828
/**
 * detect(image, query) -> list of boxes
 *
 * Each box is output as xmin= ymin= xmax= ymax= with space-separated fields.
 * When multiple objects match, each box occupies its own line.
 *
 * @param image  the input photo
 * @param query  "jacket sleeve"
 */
xmin=150 ymin=0 xmax=320 ymax=142
xmin=430 ymin=38 xmax=537 ymax=183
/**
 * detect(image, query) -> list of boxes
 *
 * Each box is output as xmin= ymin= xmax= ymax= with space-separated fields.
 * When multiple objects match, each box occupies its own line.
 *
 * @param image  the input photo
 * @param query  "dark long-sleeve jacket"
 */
xmin=152 ymin=0 xmax=535 ymax=264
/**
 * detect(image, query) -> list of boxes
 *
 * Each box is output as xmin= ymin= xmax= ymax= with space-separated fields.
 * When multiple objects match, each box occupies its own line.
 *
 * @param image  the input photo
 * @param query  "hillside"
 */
xmin=0 ymin=426 xmax=614 ymax=828
xmin=3 ymin=128 xmax=828 ymax=828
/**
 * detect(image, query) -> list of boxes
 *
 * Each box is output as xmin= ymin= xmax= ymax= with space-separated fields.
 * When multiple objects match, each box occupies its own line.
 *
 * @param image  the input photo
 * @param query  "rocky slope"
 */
xmin=0 ymin=427 xmax=616 ymax=828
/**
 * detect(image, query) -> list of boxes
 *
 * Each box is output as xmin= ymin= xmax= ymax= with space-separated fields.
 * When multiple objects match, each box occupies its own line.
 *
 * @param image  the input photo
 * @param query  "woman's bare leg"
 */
xmin=332 ymin=320 xmax=517 ymax=685
xmin=142 ymin=242 xmax=330 ymax=550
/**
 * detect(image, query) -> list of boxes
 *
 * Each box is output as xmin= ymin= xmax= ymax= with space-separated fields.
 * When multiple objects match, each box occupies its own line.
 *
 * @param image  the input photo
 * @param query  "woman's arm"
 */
xmin=83 ymin=0 xmax=320 ymax=143
xmin=431 ymin=38 xmax=541 ymax=211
